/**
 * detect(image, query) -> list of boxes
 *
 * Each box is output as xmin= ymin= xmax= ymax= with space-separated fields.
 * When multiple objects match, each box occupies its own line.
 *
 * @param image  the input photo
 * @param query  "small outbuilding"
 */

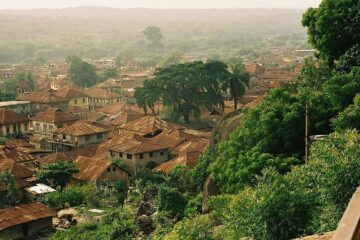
xmin=0 ymin=202 xmax=54 ymax=239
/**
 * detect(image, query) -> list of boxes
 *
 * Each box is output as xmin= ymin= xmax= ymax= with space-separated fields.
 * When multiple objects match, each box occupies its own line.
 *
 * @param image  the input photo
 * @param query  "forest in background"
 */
xmin=0 ymin=7 xmax=310 ymax=64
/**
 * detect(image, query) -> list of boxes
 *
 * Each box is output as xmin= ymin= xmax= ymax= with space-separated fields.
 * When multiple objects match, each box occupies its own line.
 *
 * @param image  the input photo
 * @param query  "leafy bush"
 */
xmin=156 ymin=186 xmax=187 ymax=220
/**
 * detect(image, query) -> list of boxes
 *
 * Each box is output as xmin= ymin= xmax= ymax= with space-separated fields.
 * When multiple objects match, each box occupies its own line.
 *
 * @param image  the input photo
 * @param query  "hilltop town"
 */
xmin=1 ymin=1 xmax=360 ymax=239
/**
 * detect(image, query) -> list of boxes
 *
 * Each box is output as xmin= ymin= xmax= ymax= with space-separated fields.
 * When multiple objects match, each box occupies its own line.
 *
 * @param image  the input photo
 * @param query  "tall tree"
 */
xmin=16 ymin=72 xmax=35 ymax=90
xmin=134 ymin=80 xmax=160 ymax=115
xmin=302 ymin=0 xmax=360 ymax=65
xmin=0 ymin=170 xmax=19 ymax=205
xmin=67 ymin=55 xmax=98 ymax=87
xmin=35 ymin=161 xmax=79 ymax=189
xmin=224 ymin=64 xmax=250 ymax=110
xmin=135 ymin=61 xmax=230 ymax=123
xmin=142 ymin=26 xmax=163 ymax=48
xmin=101 ymin=68 xmax=118 ymax=81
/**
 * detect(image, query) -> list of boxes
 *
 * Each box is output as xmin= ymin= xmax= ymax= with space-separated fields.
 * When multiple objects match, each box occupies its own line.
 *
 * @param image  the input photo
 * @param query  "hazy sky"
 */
xmin=0 ymin=0 xmax=322 ymax=10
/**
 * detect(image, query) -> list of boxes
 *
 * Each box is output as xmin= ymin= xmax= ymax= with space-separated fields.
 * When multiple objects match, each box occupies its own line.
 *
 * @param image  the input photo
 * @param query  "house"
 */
xmin=246 ymin=63 xmax=265 ymax=77
xmin=50 ymin=76 xmax=73 ymax=90
xmin=0 ymin=101 xmax=31 ymax=116
xmin=0 ymin=148 xmax=37 ymax=166
xmin=24 ymin=183 xmax=56 ymax=202
xmin=155 ymin=137 xmax=209 ymax=174
xmin=0 ymin=69 xmax=15 ymax=79
xmin=55 ymin=86 xmax=90 ymax=110
xmin=0 ymin=202 xmax=54 ymax=239
xmin=154 ymin=151 xmax=202 ymax=174
xmin=72 ymin=156 xmax=129 ymax=188
xmin=16 ymin=81 xmax=32 ymax=95
xmin=36 ymin=152 xmax=74 ymax=165
xmin=0 ymin=109 xmax=30 ymax=137
xmin=119 ymin=116 xmax=184 ymax=136
xmin=17 ymin=91 xmax=69 ymax=113
xmin=103 ymin=110 xmax=144 ymax=128
xmin=32 ymin=108 xmax=79 ymax=140
xmin=50 ymin=121 xmax=111 ymax=152
xmin=94 ymin=78 xmax=123 ymax=93
xmin=97 ymin=102 xmax=127 ymax=115
xmin=109 ymin=133 xmax=169 ymax=173
xmin=84 ymin=88 xmax=121 ymax=109
xmin=94 ymin=59 xmax=115 ymax=69
xmin=0 ymin=158 xmax=34 ymax=203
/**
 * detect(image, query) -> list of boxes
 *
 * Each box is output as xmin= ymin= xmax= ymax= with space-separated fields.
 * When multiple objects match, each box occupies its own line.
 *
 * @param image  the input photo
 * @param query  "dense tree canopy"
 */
xmin=135 ymin=61 xmax=231 ymax=123
xmin=302 ymin=0 xmax=360 ymax=65
xmin=36 ymin=161 xmax=79 ymax=189
xmin=223 ymin=63 xmax=250 ymax=110
xmin=67 ymin=55 xmax=98 ymax=87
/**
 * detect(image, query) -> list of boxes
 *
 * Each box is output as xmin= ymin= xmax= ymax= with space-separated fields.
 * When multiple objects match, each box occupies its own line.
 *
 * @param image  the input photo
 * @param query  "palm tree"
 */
xmin=224 ymin=64 xmax=250 ymax=110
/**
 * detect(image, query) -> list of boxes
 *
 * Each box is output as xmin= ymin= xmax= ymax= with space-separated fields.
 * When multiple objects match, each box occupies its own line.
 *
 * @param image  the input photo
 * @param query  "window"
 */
xmin=160 ymin=151 xmax=164 ymax=156
xmin=139 ymin=153 xmax=144 ymax=159
xmin=83 ymin=98 xmax=86 ymax=103
xmin=97 ymin=133 xmax=102 ymax=139
xmin=85 ymin=135 xmax=91 ymax=141
xmin=35 ymin=123 xmax=40 ymax=131
xmin=119 ymin=152 xmax=123 ymax=158
xmin=24 ymin=124 xmax=28 ymax=131
xmin=107 ymin=167 xmax=111 ymax=172
xmin=6 ymin=127 xmax=9 ymax=134
xmin=112 ymin=167 xmax=116 ymax=172
xmin=127 ymin=154 xmax=132 ymax=159
xmin=62 ymin=135 xmax=66 ymax=140
xmin=149 ymin=152 xmax=154 ymax=158
xmin=74 ymin=99 xmax=77 ymax=104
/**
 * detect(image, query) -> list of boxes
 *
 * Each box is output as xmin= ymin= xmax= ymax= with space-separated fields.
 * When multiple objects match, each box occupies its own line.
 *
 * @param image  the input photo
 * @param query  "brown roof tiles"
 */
xmin=55 ymin=86 xmax=89 ymax=99
xmin=0 ymin=202 xmax=54 ymax=230
xmin=0 ymin=158 xmax=34 ymax=179
xmin=17 ymin=91 xmax=69 ymax=103
xmin=73 ymin=156 xmax=113 ymax=181
xmin=0 ymin=109 xmax=30 ymax=125
xmin=54 ymin=121 xmax=112 ymax=136
xmin=84 ymin=88 xmax=120 ymax=99
xmin=120 ymin=116 xmax=184 ymax=135
xmin=109 ymin=133 xmax=168 ymax=154
xmin=31 ymin=108 xmax=78 ymax=123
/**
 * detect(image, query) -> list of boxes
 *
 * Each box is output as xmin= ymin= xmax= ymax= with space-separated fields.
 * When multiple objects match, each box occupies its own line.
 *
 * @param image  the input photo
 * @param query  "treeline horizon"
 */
xmin=0 ymin=7 xmax=310 ymax=65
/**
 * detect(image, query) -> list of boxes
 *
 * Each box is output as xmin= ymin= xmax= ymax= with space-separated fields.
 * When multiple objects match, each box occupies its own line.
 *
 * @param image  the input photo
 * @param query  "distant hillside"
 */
xmin=0 ymin=7 xmax=309 ymax=63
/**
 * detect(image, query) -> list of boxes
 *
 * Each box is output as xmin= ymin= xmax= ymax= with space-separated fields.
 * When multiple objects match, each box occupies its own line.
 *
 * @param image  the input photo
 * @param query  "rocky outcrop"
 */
xmin=202 ymin=175 xmax=220 ymax=214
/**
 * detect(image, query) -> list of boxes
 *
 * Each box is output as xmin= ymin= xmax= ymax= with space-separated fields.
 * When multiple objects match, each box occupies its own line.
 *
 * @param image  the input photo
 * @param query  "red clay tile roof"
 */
xmin=55 ymin=86 xmax=89 ymax=99
xmin=54 ymin=121 xmax=112 ymax=136
xmin=84 ymin=88 xmax=120 ymax=99
xmin=109 ymin=133 xmax=168 ymax=154
xmin=17 ymin=91 xmax=69 ymax=103
xmin=120 ymin=116 xmax=184 ymax=134
xmin=32 ymin=108 xmax=79 ymax=123
xmin=0 ymin=158 xmax=34 ymax=179
xmin=0 ymin=109 xmax=30 ymax=124
xmin=0 ymin=148 xmax=36 ymax=163
xmin=0 ymin=202 xmax=54 ymax=230
xmin=73 ymin=156 xmax=113 ymax=181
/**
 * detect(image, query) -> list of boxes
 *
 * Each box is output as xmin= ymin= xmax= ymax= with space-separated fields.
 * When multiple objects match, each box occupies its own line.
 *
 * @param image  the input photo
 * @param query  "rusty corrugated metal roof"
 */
xmin=32 ymin=108 xmax=79 ymax=123
xmin=54 ymin=120 xmax=112 ymax=136
xmin=0 ymin=202 xmax=54 ymax=230
xmin=0 ymin=109 xmax=30 ymax=125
